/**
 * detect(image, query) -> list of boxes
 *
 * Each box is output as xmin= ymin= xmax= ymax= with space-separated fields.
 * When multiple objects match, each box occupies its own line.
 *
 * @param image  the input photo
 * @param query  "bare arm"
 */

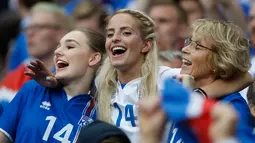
xmin=210 ymin=104 xmax=238 ymax=143
xmin=201 ymin=72 xmax=254 ymax=98
xmin=0 ymin=131 xmax=10 ymax=143
xmin=139 ymin=96 xmax=166 ymax=143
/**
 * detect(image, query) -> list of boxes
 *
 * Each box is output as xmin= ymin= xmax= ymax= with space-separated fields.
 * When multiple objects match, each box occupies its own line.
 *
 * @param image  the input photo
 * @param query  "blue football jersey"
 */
xmin=168 ymin=92 xmax=255 ymax=143
xmin=220 ymin=92 xmax=255 ymax=142
xmin=0 ymin=80 xmax=96 ymax=143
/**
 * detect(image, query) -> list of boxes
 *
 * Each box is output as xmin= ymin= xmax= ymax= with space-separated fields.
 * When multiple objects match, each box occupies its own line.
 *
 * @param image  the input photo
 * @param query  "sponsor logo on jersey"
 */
xmin=40 ymin=101 xmax=51 ymax=110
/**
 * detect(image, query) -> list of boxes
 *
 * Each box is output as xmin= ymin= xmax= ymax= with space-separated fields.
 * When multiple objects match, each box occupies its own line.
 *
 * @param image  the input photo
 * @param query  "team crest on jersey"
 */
xmin=78 ymin=115 xmax=93 ymax=126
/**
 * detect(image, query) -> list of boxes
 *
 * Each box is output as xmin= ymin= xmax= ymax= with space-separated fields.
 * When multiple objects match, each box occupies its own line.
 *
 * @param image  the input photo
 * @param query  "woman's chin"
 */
xmin=55 ymin=74 xmax=64 ymax=80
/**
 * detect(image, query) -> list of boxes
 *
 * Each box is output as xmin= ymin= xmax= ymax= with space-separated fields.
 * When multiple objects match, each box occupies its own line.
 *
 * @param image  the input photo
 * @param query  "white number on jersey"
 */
xmin=43 ymin=116 xmax=74 ymax=143
xmin=169 ymin=128 xmax=184 ymax=143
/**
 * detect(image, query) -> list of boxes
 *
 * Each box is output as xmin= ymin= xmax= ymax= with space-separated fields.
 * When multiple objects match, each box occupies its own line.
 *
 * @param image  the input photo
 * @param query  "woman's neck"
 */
xmin=117 ymin=70 xmax=141 ymax=84
xmin=63 ymin=72 xmax=94 ymax=96
xmin=117 ymin=57 xmax=144 ymax=84
xmin=195 ymin=76 xmax=215 ymax=89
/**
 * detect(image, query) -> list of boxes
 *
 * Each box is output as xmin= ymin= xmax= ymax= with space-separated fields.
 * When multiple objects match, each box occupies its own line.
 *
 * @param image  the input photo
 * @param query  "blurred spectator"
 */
xmin=56 ymin=0 xmax=83 ymax=15
xmin=240 ymin=1 xmax=255 ymax=102
xmin=0 ymin=10 xmax=21 ymax=80
xmin=60 ymin=0 xmax=138 ymax=16
xmin=8 ymin=0 xmax=54 ymax=71
xmin=178 ymin=0 xmax=204 ymax=26
xmin=0 ymin=2 xmax=71 ymax=111
xmin=249 ymin=2 xmax=255 ymax=51
xmin=203 ymin=0 xmax=247 ymax=32
xmin=247 ymin=82 xmax=255 ymax=135
xmin=238 ymin=0 xmax=252 ymax=18
xmin=72 ymin=0 xmax=107 ymax=32
xmin=77 ymin=120 xmax=130 ymax=143
xmin=147 ymin=0 xmax=188 ymax=51
xmin=158 ymin=50 xmax=182 ymax=68
xmin=176 ymin=0 xmax=247 ymax=32
xmin=102 ymin=0 xmax=135 ymax=14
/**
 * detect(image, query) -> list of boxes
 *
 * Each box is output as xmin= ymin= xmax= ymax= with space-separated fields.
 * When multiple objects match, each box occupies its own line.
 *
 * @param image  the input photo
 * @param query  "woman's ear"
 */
xmin=141 ymin=40 xmax=153 ymax=53
xmin=249 ymin=104 xmax=255 ymax=118
xmin=88 ymin=52 xmax=101 ymax=67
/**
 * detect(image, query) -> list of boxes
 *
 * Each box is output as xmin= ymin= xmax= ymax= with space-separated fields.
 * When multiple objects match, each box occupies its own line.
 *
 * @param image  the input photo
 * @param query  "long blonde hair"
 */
xmin=96 ymin=9 xmax=158 ymax=123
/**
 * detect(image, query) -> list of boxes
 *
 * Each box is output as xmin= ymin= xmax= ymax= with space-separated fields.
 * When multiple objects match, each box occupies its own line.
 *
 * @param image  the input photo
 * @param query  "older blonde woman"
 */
xmin=169 ymin=19 xmax=254 ymax=143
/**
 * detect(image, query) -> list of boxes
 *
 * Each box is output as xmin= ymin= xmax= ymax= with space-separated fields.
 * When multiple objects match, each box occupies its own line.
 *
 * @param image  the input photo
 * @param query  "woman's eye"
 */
xmin=123 ymin=32 xmax=131 ymax=36
xmin=107 ymin=33 xmax=113 ymax=38
xmin=195 ymin=44 xmax=202 ymax=50
xmin=67 ymin=46 xmax=74 ymax=49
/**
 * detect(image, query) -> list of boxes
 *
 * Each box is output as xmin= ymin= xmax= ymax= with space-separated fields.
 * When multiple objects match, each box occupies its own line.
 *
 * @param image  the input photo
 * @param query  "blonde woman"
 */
xmin=169 ymin=19 xmax=254 ymax=143
xmin=26 ymin=10 xmax=253 ymax=143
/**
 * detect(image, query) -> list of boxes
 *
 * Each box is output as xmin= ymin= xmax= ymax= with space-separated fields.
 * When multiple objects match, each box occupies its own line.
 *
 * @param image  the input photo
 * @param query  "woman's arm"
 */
xmin=201 ymin=72 xmax=254 ymax=98
xmin=0 ymin=132 xmax=10 ymax=143
xmin=139 ymin=96 xmax=166 ymax=143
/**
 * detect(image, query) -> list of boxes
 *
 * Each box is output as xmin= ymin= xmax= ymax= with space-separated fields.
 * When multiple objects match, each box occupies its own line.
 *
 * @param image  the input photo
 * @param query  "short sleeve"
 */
xmin=0 ymin=82 xmax=31 ymax=142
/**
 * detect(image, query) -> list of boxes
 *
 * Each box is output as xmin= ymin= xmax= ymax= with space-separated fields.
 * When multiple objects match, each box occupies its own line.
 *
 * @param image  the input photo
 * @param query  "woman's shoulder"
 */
xmin=21 ymin=80 xmax=54 ymax=94
xmin=220 ymin=92 xmax=250 ymax=116
xmin=220 ymin=92 xmax=246 ymax=103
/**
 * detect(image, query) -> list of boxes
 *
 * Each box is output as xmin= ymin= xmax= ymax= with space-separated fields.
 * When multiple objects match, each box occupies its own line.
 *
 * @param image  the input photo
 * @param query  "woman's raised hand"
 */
xmin=24 ymin=59 xmax=59 ymax=88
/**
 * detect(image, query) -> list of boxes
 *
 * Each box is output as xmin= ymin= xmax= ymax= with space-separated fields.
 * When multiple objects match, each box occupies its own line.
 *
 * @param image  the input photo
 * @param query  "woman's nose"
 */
xmin=112 ymin=33 xmax=121 ymax=43
xmin=182 ymin=44 xmax=191 ymax=54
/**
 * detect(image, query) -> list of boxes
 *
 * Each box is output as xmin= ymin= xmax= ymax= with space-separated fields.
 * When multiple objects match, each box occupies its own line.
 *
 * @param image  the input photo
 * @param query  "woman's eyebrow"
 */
xmin=120 ymin=26 xmax=135 ymax=32
xmin=65 ymin=39 xmax=80 ymax=46
xmin=106 ymin=26 xmax=136 ymax=32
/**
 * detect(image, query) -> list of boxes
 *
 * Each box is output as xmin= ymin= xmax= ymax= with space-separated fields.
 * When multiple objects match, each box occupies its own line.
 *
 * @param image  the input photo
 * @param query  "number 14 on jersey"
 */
xmin=113 ymin=103 xmax=137 ymax=127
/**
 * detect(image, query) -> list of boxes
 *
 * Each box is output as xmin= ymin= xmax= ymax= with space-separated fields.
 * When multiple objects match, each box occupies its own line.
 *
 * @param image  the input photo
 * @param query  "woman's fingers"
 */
xmin=24 ymin=70 xmax=35 ymax=78
xmin=30 ymin=61 xmax=39 ymax=68
xmin=27 ymin=64 xmax=37 ymax=71
xmin=36 ymin=59 xmax=49 ymax=71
